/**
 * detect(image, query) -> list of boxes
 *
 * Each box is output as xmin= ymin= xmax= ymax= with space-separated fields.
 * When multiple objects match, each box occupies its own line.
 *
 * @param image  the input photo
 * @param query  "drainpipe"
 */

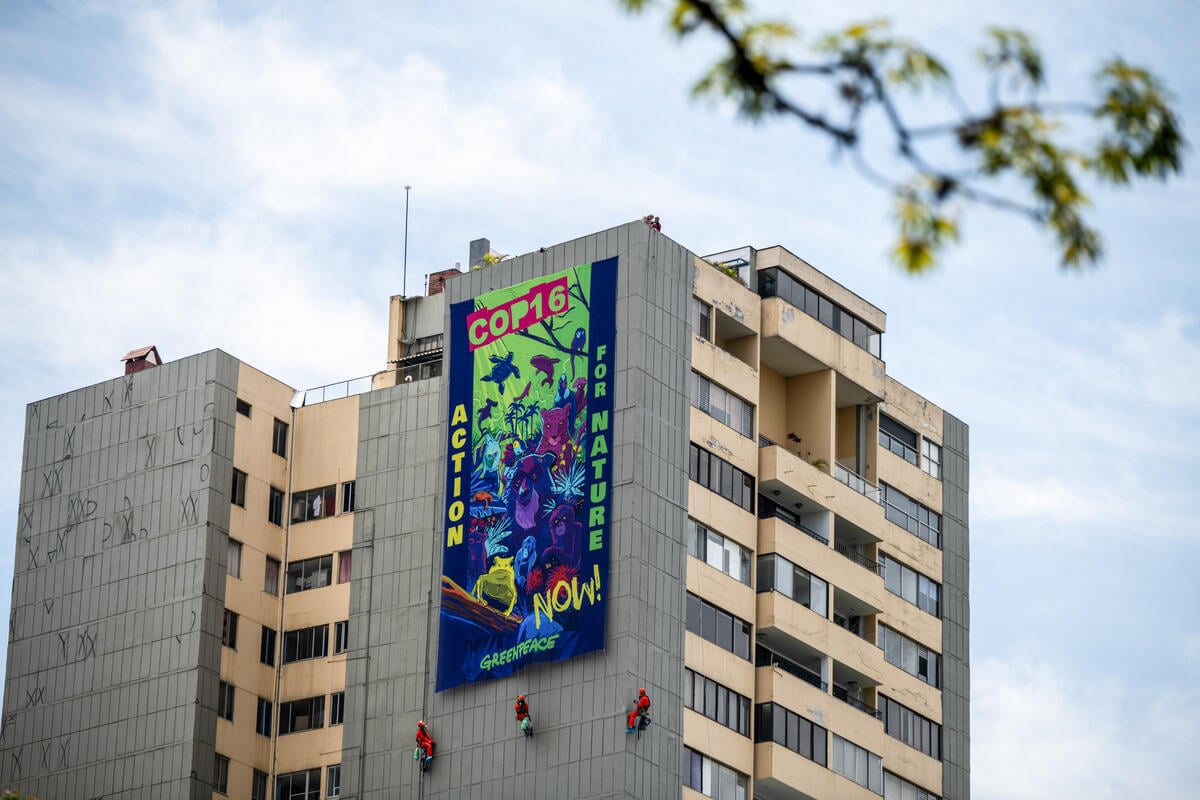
xmin=269 ymin=399 xmax=301 ymax=795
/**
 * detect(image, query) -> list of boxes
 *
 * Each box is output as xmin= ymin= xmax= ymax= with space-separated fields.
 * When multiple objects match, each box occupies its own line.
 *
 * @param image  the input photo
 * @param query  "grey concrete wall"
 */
xmin=1 ymin=350 xmax=239 ymax=799
xmin=342 ymin=221 xmax=694 ymax=799
xmin=940 ymin=412 xmax=970 ymax=800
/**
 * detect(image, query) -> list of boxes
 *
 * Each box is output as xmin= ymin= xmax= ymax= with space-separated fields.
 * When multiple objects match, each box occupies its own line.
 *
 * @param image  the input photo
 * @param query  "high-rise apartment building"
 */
xmin=1 ymin=220 xmax=968 ymax=800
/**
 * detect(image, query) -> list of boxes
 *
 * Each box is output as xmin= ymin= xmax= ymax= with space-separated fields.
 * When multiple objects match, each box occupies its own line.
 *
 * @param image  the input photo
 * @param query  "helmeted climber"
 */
xmin=414 ymin=720 xmax=435 ymax=771
xmin=625 ymin=687 xmax=651 ymax=734
xmin=514 ymin=694 xmax=533 ymax=737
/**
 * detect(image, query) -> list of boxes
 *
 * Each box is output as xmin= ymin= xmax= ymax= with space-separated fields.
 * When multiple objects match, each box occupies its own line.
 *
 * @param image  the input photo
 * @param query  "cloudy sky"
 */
xmin=2 ymin=1 xmax=1198 ymax=797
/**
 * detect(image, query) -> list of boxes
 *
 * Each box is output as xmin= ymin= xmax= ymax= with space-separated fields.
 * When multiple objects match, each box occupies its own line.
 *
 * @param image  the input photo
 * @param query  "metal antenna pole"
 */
xmin=403 ymin=185 xmax=412 ymax=297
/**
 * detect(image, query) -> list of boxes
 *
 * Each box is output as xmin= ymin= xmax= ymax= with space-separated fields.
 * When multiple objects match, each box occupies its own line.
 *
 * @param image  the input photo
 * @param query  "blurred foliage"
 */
xmin=618 ymin=1 xmax=1185 ymax=271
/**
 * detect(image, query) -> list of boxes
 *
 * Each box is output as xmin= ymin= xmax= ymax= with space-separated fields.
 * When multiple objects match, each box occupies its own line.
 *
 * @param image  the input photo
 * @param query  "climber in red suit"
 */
xmin=625 ymin=687 xmax=651 ymax=733
xmin=415 ymin=720 xmax=435 ymax=769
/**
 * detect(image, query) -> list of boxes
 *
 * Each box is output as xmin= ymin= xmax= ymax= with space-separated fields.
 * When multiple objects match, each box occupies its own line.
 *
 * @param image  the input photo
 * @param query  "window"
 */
xmin=265 ymin=557 xmax=281 ymax=596
xmin=757 ymin=554 xmax=829 ymax=618
xmin=879 ymin=415 xmax=919 ymax=466
xmin=222 ymin=610 xmax=238 ymax=649
xmin=236 ymin=398 xmax=252 ymax=417
xmin=687 ymin=520 xmax=751 ymax=585
xmin=231 ymin=468 xmax=247 ymax=508
xmin=291 ymin=485 xmax=336 ymax=523
xmin=276 ymin=768 xmax=321 ymax=800
xmin=879 ymin=625 xmax=940 ymax=687
xmin=682 ymin=746 xmax=749 ymax=800
xmin=337 ymin=551 xmax=352 ymax=584
xmin=692 ymin=297 xmax=713 ymax=341
xmin=686 ymin=593 xmax=751 ymax=660
xmin=881 ymin=695 xmax=941 ymax=760
xmin=260 ymin=625 xmax=277 ymax=666
xmin=689 ymin=443 xmax=755 ymax=513
xmin=691 ymin=372 xmax=754 ymax=438
xmin=755 ymin=702 xmax=827 ymax=765
xmin=922 ymin=439 xmax=942 ymax=480
xmin=213 ymin=753 xmax=229 ymax=794
xmin=334 ymin=621 xmax=349 ymax=655
xmin=884 ymin=771 xmax=941 ymax=800
xmin=880 ymin=554 xmax=940 ymax=617
xmin=880 ymin=483 xmax=941 ymax=548
xmin=326 ymin=764 xmax=342 ymax=798
xmin=341 ymin=481 xmax=356 ymax=514
xmin=283 ymin=624 xmax=329 ymax=664
xmin=279 ymin=695 xmax=325 ymax=734
xmin=411 ymin=333 xmax=444 ymax=354
xmin=256 ymin=697 xmax=272 ymax=736
xmin=831 ymin=734 xmax=883 ymax=794
xmin=251 ymin=769 xmax=268 ymax=800
xmin=226 ymin=539 xmax=242 ymax=579
xmin=217 ymin=680 xmax=235 ymax=721
xmin=268 ymin=486 xmax=284 ymax=526
xmin=330 ymin=691 xmax=345 ymax=726
xmin=684 ymin=669 xmax=750 ymax=736
xmin=272 ymin=418 xmax=288 ymax=457
xmin=286 ymin=555 xmax=333 ymax=594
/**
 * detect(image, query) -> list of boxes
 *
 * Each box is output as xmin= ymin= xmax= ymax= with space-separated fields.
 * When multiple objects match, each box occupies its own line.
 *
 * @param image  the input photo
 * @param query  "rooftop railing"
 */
xmin=299 ymin=374 xmax=377 ymax=406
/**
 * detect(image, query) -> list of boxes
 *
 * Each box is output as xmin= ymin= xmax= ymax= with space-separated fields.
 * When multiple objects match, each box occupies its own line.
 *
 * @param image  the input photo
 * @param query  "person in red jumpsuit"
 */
xmin=415 ymin=720 xmax=435 ymax=770
xmin=625 ymin=687 xmax=651 ymax=733
xmin=514 ymin=694 xmax=533 ymax=736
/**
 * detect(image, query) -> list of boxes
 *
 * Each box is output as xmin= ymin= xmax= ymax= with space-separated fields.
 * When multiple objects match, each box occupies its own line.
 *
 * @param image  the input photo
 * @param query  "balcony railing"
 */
xmin=832 ymin=684 xmax=882 ymax=720
xmin=758 ymin=498 xmax=829 ymax=545
xmin=834 ymin=461 xmax=881 ymax=503
xmin=834 ymin=542 xmax=883 ymax=576
xmin=757 ymin=647 xmax=827 ymax=692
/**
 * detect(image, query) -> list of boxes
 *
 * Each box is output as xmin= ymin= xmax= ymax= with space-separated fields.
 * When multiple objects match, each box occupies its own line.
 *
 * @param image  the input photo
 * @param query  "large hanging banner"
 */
xmin=436 ymin=257 xmax=617 ymax=692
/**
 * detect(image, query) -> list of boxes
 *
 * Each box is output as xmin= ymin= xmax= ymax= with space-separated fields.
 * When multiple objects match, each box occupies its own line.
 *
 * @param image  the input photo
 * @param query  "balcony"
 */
xmin=758 ymin=495 xmax=829 ymax=546
xmin=758 ymin=296 xmax=884 ymax=407
xmin=759 ymin=445 xmax=885 ymax=550
xmin=832 ymin=683 xmax=881 ymax=720
xmin=756 ymin=645 xmax=883 ymax=730
xmin=834 ymin=541 xmax=883 ymax=576
xmin=834 ymin=460 xmax=880 ymax=504
xmin=754 ymin=742 xmax=881 ymax=800
xmin=756 ymin=591 xmax=885 ymax=686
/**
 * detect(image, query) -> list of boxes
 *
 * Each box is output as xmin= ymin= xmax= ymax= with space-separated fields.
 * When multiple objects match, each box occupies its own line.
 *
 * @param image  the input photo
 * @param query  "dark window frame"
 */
xmin=689 ymin=442 xmax=755 ymax=513
xmin=686 ymin=592 xmax=752 ymax=661
xmin=283 ymin=624 xmax=329 ymax=664
xmin=256 ymin=696 xmax=272 ymax=737
xmin=231 ymin=468 xmax=247 ymax=508
xmin=260 ymin=625 xmax=277 ymax=666
xmin=217 ymin=680 xmax=234 ymax=722
xmin=268 ymin=486 xmax=284 ymax=526
xmin=279 ymin=695 xmax=326 ymax=735
xmin=222 ymin=610 xmax=238 ymax=649
xmin=286 ymin=555 xmax=333 ymax=594
xmin=272 ymin=418 xmax=289 ymax=457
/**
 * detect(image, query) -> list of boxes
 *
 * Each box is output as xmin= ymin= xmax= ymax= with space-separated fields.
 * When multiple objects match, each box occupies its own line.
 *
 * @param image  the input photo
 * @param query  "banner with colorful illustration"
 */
xmin=436 ymin=258 xmax=617 ymax=692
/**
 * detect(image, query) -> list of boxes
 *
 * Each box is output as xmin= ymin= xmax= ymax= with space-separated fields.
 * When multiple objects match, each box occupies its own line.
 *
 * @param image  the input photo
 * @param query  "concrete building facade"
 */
xmin=1 ymin=220 xmax=968 ymax=800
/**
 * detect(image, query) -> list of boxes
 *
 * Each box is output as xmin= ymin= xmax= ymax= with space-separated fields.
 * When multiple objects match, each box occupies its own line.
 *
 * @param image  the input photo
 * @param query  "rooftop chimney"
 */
xmin=120 ymin=345 xmax=163 ymax=376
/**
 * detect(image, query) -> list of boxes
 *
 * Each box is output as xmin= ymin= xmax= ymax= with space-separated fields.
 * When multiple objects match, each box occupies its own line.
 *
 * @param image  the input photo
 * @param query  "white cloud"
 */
xmin=0 ymin=214 xmax=382 ymax=390
xmin=907 ymin=310 xmax=1200 ymax=540
xmin=974 ymin=656 xmax=1200 ymax=800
